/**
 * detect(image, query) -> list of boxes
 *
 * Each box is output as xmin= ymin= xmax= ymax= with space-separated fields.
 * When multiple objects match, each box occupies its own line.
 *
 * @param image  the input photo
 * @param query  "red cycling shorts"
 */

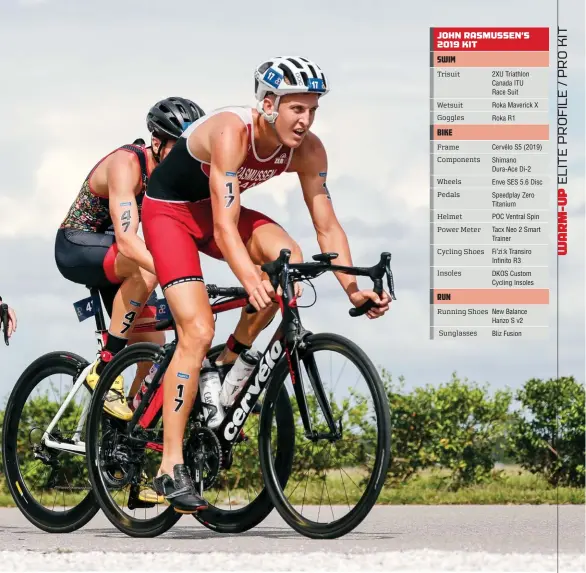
xmin=141 ymin=196 xmax=277 ymax=291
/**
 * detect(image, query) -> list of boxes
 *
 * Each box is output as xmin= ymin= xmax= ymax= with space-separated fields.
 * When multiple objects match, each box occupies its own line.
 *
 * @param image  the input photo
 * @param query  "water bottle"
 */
xmin=199 ymin=367 xmax=225 ymax=429
xmin=133 ymin=363 xmax=159 ymax=410
xmin=219 ymin=348 xmax=261 ymax=407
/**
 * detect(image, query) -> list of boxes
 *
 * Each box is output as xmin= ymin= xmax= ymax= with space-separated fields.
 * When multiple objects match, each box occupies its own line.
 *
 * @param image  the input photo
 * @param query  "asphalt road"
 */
xmin=0 ymin=505 xmax=583 ymax=555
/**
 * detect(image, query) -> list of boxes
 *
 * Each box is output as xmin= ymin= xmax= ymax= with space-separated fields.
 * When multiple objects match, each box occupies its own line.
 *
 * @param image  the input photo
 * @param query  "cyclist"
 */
xmin=0 ymin=296 xmax=17 ymax=342
xmin=141 ymin=56 xmax=392 ymax=512
xmin=55 ymin=96 xmax=205 ymax=418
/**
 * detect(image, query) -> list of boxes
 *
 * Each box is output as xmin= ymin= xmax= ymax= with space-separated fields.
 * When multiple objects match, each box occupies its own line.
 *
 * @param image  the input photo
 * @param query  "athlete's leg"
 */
xmin=109 ymin=252 xmax=164 ymax=395
xmin=102 ymin=247 xmax=162 ymax=360
xmin=55 ymin=228 xmax=163 ymax=503
xmin=87 ymin=247 xmax=163 ymax=421
xmin=158 ymin=280 xmax=214 ymax=473
xmin=142 ymin=196 xmax=210 ymax=512
xmin=213 ymin=214 xmax=303 ymax=365
xmin=214 ymin=267 xmax=277 ymax=364
xmin=55 ymin=229 xmax=161 ymax=420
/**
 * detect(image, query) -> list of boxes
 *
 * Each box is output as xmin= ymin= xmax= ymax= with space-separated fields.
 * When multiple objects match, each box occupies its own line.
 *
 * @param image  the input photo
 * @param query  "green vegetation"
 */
xmin=0 ymin=373 xmax=583 ymax=507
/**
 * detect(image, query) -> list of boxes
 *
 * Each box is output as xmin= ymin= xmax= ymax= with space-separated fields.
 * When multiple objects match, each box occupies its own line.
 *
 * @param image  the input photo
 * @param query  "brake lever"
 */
xmin=348 ymin=252 xmax=394 ymax=317
xmin=386 ymin=261 xmax=396 ymax=300
xmin=349 ymin=278 xmax=383 ymax=317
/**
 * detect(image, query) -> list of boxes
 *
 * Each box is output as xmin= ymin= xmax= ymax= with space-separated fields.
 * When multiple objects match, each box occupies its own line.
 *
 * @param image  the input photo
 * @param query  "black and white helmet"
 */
xmin=254 ymin=56 xmax=329 ymax=123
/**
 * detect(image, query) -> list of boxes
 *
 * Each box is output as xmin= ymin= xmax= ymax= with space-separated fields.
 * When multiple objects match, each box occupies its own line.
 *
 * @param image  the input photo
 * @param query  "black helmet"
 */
xmin=146 ymin=97 xmax=205 ymax=140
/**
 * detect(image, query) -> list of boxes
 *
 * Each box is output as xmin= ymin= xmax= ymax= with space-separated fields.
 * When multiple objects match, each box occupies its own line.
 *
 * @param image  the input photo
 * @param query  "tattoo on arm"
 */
xmin=224 ymin=181 xmax=235 ymax=208
xmin=174 ymin=382 xmax=185 ymax=412
xmin=121 ymin=209 xmax=131 ymax=232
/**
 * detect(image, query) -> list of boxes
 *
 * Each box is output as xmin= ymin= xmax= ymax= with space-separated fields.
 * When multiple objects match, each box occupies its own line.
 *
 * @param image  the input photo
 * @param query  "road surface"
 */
xmin=0 ymin=505 xmax=583 ymax=571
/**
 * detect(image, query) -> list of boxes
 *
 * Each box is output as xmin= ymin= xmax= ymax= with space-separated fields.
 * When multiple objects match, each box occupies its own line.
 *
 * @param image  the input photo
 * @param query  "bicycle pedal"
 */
xmin=127 ymin=484 xmax=156 ymax=510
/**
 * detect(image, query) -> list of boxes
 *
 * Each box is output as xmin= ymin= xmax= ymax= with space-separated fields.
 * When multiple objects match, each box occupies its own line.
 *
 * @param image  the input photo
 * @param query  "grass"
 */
xmin=377 ymin=467 xmax=585 ymax=505
xmin=1 ymin=466 xmax=583 ymax=508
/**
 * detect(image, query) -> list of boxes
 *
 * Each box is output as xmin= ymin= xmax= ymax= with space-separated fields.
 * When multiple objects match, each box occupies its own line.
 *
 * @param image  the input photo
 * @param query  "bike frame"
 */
xmin=39 ymin=286 xmax=248 ymax=457
xmin=128 ymin=248 xmax=395 ymax=455
xmin=43 ymin=248 xmax=394 ymax=460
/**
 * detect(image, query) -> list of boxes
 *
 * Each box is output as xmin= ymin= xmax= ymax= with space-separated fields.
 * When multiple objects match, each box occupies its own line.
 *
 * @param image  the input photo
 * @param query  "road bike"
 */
xmin=85 ymin=249 xmax=396 ymax=539
xmin=1 ymin=284 xmax=261 ymax=533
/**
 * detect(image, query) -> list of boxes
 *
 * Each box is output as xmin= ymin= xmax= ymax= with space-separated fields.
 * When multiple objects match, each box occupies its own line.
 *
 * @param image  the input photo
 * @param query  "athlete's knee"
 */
xmin=126 ymin=266 xmax=159 ymax=293
xmin=273 ymin=236 xmax=303 ymax=263
xmin=140 ymin=269 xmax=159 ymax=292
xmin=176 ymin=315 xmax=215 ymax=356
xmin=288 ymin=240 xmax=303 ymax=263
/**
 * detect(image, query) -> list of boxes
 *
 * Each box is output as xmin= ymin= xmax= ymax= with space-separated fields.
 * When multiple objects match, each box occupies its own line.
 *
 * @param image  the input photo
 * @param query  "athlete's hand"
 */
xmin=7 ymin=306 xmax=17 ymax=338
xmin=349 ymin=289 xmax=391 ymax=319
xmin=276 ymin=282 xmax=304 ymax=299
xmin=248 ymin=279 xmax=276 ymax=311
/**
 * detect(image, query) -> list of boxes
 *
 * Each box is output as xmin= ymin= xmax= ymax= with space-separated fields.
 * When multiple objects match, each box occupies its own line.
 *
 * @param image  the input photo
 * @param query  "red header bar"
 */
xmin=432 ymin=27 xmax=549 ymax=51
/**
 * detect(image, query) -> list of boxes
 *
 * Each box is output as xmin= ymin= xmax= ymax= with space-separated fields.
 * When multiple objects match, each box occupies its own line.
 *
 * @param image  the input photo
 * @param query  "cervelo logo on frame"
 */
xmin=223 ymin=339 xmax=283 ymax=441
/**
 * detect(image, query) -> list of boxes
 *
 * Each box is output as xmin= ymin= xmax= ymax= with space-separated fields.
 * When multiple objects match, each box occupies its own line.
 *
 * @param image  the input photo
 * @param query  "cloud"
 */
xmin=0 ymin=0 xmax=584 ymax=406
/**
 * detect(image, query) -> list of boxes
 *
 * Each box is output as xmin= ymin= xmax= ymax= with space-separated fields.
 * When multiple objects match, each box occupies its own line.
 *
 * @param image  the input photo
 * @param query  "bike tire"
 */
xmin=193 ymin=344 xmax=295 ymax=534
xmin=258 ymin=332 xmax=391 ymax=539
xmin=86 ymin=342 xmax=181 ymax=538
xmin=2 ymin=351 xmax=99 ymax=533
xmin=86 ymin=342 xmax=295 ymax=537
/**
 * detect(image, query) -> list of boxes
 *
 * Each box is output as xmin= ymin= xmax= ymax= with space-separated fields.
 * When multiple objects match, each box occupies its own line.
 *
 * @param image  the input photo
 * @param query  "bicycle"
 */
xmin=1 ymin=283 xmax=268 ymax=534
xmin=86 ymin=248 xmax=396 ymax=539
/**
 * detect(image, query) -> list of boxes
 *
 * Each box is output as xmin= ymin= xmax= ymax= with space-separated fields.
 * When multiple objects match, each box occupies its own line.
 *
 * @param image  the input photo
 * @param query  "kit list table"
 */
xmin=429 ymin=27 xmax=550 ymax=340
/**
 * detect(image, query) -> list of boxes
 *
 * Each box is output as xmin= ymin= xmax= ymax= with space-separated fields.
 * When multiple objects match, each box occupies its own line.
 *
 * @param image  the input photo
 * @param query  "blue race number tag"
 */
xmin=155 ymin=298 xmax=172 ymax=320
xmin=73 ymin=293 xmax=100 ymax=322
xmin=263 ymin=67 xmax=283 ymax=89
xmin=307 ymin=78 xmax=325 ymax=92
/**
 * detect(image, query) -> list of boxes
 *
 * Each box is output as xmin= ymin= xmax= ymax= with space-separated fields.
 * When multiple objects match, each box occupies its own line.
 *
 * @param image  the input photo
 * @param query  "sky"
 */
xmin=0 ymin=0 xmax=584 ymax=403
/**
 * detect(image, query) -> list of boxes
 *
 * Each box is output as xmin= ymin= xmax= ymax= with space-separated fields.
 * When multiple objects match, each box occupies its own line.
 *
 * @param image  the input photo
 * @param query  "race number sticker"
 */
xmin=263 ymin=67 xmax=283 ymax=89
xmin=307 ymin=78 xmax=325 ymax=92
xmin=73 ymin=293 xmax=101 ymax=322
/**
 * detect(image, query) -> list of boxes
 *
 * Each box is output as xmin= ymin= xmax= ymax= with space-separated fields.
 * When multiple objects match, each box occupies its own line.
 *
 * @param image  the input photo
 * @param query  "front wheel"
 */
xmin=259 ymin=333 xmax=391 ymax=539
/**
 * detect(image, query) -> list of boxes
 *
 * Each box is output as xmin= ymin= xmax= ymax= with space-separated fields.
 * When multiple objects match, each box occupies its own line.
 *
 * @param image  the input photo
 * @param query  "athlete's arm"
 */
xmin=207 ymin=116 xmax=274 ymax=310
xmin=107 ymin=152 xmax=156 ymax=275
xmin=0 ymin=296 xmax=17 ymax=339
xmin=295 ymin=135 xmax=390 ymax=317
xmin=295 ymin=135 xmax=359 ymax=297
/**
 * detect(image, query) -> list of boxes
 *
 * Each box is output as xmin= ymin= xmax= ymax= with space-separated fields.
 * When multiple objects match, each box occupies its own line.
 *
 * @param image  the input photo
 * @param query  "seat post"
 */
xmin=88 ymin=286 xmax=107 ymax=332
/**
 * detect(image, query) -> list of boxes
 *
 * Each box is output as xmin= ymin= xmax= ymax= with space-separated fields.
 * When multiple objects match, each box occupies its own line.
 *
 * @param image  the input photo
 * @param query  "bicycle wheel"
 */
xmin=86 ymin=342 xmax=180 ymax=538
xmin=193 ymin=344 xmax=295 ymax=534
xmin=2 ymin=351 xmax=99 ymax=533
xmin=258 ymin=332 xmax=391 ymax=539
xmin=86 ymin=342 xmax=294 ymax=537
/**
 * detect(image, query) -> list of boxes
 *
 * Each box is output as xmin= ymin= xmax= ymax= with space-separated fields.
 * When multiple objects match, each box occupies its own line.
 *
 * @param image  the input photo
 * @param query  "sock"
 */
xmin=225 ymin=334 xmax=251 ymax=356
xmin=96 ymin=333 xmax=128 ymax=375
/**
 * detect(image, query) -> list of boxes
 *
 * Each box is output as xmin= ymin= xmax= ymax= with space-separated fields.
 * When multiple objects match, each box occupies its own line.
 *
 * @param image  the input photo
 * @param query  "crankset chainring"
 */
xmin=100 ymin=423 xmax=134 ymax=489
xmin=186 ymin=426 xmax=223 ymax=491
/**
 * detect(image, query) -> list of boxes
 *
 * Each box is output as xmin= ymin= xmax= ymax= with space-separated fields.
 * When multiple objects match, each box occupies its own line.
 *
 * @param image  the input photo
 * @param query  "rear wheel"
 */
xmin=193 ymin=345 xmax=295 ymax=533
xmin=2 ymin=352 xmax=99 ymax=533
xmin=86 ymin=342 xmax=294 ymax=537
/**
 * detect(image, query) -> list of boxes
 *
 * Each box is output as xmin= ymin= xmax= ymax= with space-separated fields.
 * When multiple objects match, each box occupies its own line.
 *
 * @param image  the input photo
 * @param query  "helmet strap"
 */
xmin=151 ymin=134 xmax=168 ymax=163
xmin=256 ymin=95 xmax=281 ymax=125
